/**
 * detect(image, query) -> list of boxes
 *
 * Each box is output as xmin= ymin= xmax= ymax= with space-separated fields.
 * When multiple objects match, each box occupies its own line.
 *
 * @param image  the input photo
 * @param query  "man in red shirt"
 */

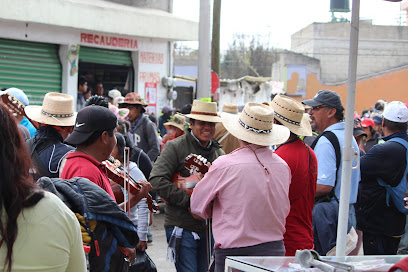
xmin=268 ymin=95 xmax=318 ymax=256
xmin=61 ymin=105 xmax=151 ymax=205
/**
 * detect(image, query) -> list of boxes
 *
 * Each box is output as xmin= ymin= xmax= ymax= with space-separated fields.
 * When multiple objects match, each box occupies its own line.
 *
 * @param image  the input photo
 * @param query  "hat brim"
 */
xmin=64 ymin=130 xmax=94 ymax=145
xmin=221 ymin=112 xmax=290 ymax=146
xmin=185 ymin=113 xmax=221 ymax=123
xmin=302 ymin=99 xmax=323 ymax=107
xmin=164 ymin=122 xmax=185 ymax=132
xmin=274 ymin=113 xmax=312 ymax=137
xmin=25 ymin=106 xmax=77 ymax=127
xmin=119 ymin=102 xmax=148 ymax=107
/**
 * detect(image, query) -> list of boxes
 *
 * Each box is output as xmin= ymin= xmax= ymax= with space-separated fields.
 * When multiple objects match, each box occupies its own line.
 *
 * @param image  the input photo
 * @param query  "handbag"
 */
xmin=129 ymin=250 xmax=157 ymax=272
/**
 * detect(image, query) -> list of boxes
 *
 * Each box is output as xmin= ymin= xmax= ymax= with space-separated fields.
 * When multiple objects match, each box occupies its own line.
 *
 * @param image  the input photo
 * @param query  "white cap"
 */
xmin=383 ymin=101 xmax=408 ymax=123
xmin=108 ymin=89 xmax=121 ymax=100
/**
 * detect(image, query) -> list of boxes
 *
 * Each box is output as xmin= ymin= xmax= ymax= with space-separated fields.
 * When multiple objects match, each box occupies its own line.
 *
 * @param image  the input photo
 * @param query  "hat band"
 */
xmin=274 ymin=112 xmax=300 ymax=126
xmin=41 ymin=110 xmax=74 ymax=118
xmin=239 ymin=118 xmax=272 ymax=134
xmin=190 ymin=111 xmax=218 ymax=116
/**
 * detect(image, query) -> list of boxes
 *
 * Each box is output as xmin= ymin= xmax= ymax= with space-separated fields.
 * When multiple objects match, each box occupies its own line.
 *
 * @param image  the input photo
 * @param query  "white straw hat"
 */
xmin=221 ymin=103 xmax=290 ymax=146
xmin=185 ymin=100 xmax=221 ymax=123
xmin=268 ymin=95 xmax=312 ymax=136
xmin=164 ymin=113 xmax=186 ymax=131
xmin=25 ymin=92 xmax=77 ymax=126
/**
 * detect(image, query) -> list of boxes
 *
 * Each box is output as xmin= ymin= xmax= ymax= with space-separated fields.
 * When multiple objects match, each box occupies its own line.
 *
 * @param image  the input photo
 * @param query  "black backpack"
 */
xmin=310 ymin=131 xmax=341 ymax=204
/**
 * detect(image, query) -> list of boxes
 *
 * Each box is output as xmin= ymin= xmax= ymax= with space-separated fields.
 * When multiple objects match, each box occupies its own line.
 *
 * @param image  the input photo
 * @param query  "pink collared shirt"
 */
xmin=190 ymin=145 xmax=291 ymax=249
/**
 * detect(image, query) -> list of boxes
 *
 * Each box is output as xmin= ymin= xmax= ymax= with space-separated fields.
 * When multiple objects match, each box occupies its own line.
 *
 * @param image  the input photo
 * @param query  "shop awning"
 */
xmin=0 ymin=0 xmax=198 ymax=42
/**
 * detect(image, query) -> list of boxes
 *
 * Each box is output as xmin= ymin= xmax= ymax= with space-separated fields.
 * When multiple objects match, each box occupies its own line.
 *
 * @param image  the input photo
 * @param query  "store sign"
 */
xmin=80 ymin=33 xmax=138 ymax=49
xmin=145 ymin=82 xmax=157 ymax=114
xmin=140 ymin=52 xmax=164 ymax=64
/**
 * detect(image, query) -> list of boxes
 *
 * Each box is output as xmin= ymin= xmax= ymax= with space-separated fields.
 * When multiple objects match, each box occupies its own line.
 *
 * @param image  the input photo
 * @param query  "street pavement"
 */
xmin=146 ymin=211 xmax=176 ymax=272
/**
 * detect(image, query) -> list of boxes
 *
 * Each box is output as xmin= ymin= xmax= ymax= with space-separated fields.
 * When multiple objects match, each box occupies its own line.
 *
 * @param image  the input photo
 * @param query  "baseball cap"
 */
xmin=382 ymin=101 xmax=408 ymax=123
xmin=0 ymin=88 xmax=29 ymax=106
xmin=108 ymin=89 xmax=121 ymax=100
xmin=65 ymin=105 xmax=117 ymax=145
xmin=372 ymin=115 xmax=382 ymax=124
xmin=302 ymin=90 xmax=344 ymax=111
xmin=361 ymin=118 xmax=375 ymax=128
xmin=353 ymin=127 xmax=367 ymax=138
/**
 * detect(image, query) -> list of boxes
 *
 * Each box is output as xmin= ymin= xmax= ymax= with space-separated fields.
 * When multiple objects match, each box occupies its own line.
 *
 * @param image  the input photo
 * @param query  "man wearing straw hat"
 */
xmin=160 ymin=113 xmax=186 ymax=151
xmin=268 ymin=95 xmax=318 ymax=256
xmin=214 ymin=103 xmax=240 ymax=154
xmin=25 ymin=92 xmax=76 ymax=178
xmin=190 ymin=102 xmax=291 ymax=272
xmin=150 ymin=100 xmax=224 ymax=272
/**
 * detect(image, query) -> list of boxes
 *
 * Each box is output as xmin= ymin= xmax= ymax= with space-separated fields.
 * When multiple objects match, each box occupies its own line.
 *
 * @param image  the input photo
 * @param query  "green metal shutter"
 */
xmin=0 ymin=38 xmax=62 ymax=105
xmin=79 ymin=46 xmax=132 ymax=66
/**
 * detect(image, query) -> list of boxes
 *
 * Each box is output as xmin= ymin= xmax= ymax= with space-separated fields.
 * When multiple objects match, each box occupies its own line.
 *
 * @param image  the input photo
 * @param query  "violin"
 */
xmin=102 ymin=156 xmax=159 ymax=212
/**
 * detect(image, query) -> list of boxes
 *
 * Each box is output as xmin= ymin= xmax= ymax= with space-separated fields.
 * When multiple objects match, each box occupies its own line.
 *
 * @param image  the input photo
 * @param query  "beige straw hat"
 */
xmin=222 ymin=103 xmax=238 ymax=114
xmin=268 ymin=95 xmax=312 ymax=137
xmin=164 ymin=113 xmax=186 ymax=131
xmin=185 ymin=100 xmax=221 ymax=123
xmin=25 ymin=92 xmax=77 ymax=126
xmin=221 ymin=102 xmax=290 ymax=146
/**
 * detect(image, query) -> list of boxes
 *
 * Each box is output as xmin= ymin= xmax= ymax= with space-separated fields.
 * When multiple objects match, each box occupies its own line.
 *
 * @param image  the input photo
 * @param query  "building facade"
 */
xmin=0 ymin=0 xmax=198 ymax=115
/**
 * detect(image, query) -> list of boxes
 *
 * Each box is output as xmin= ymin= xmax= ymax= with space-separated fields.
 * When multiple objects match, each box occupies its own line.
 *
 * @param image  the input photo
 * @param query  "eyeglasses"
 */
xmin=310 ymin=105 xmax=328 ymax=112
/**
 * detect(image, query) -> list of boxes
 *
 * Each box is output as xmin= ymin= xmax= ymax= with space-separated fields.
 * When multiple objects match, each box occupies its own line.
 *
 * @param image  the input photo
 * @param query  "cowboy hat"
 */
xmin=221 ymin=103 xmax=239 ymax=114
xmin=119 ymin=92 xmax=148 ymax=107
xmin=268 ymin=95 xmax=312 ymax=137
xmin=164 ymin=113 xmax=186 ymax=131
xmin=25 ymin=92 xmax=77 ymax=127
xmin=185 ymin=100 xmax=221 ymax=123
xmin=221 ymin=103 xmax=290 ymax=146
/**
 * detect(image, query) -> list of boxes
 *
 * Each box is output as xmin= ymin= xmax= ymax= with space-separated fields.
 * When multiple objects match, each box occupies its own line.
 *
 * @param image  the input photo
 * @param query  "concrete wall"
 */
xmin=291 ymin=22 xmax=408 ymax=84
xmin=289 ymin=67 xmax=408 ymax=114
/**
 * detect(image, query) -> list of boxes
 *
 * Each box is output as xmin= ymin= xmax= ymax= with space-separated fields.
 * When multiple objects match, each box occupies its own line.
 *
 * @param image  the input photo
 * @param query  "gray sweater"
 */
xmin=129 ymin=114 xmax=160 ymax=162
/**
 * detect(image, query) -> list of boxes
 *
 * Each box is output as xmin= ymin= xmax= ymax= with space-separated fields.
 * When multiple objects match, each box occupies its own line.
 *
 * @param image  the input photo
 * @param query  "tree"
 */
xmin=221 ymin=34 xmax=277 ymax=79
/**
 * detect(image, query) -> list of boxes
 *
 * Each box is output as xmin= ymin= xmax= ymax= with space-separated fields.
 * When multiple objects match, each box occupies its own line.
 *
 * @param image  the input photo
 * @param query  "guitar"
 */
xmin=1 ymin=93 xmax=39 ymax=128
xmin=172 ymin=154 xmax=209 ymax=195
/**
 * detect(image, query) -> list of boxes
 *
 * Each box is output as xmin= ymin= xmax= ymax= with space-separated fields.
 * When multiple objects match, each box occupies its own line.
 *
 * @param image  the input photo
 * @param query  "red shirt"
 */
xmin=275 ymin=139 xmax=317 ymax=256
xmin=61 ymin=152 xmax=116 ymax=201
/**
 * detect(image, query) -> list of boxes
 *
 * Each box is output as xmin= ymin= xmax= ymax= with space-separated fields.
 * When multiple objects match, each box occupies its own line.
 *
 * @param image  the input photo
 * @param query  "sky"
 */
xmin=172 ymin=0 xmax=405 ymax=51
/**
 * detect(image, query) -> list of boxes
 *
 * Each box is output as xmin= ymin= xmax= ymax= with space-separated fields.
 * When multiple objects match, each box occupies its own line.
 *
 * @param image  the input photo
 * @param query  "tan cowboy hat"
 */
xmin=268 ymin=95 xmax=312 ymax=137
xmin=221 ymin=103 xmax=290 ymax=146
xmin=164 ymin=113 xmax=186 ymax=131
xmin=185 ymin=100 xmax=221 ymax=123
xmin=222 ymin=103 xmax=238 ymax=114
xmin=25 ymin=92 xmax=77 ymax=126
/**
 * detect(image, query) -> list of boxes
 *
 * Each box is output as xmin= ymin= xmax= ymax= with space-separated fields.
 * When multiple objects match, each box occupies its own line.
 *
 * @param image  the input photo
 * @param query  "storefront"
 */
xmin=0 ymin=0 xmax=198 ymax=114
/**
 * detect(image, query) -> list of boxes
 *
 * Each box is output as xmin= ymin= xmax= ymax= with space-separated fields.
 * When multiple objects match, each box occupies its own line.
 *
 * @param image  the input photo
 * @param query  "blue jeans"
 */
xmin=165 ymin=227 xmax=209 ymax=272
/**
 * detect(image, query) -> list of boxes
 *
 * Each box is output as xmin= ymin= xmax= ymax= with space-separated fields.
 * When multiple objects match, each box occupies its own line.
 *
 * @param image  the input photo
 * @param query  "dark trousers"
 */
xmin=363 ymin=232 xmax=401 ymax=255
xmin=214 ymin=240 xmax=285 ymax=272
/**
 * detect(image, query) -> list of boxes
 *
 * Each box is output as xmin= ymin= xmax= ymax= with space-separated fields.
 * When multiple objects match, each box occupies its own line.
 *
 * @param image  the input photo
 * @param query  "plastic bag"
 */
xmin=129 ymin=250 xmax=157 ymax=272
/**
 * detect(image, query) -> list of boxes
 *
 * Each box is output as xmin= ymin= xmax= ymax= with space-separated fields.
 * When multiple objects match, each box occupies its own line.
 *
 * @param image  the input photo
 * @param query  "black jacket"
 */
xmin=356 ymin=131 xmax=408 ymax=236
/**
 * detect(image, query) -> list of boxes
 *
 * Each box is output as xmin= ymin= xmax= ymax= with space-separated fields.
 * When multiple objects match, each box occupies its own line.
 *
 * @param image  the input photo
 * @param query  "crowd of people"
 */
xmin=0 ymin=84 xmax=407 ymax=272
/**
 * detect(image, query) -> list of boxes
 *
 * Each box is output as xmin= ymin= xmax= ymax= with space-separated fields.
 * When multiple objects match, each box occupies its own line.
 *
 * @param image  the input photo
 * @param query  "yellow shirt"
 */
xmin=0 ymin=191 xmax=86 ymax=272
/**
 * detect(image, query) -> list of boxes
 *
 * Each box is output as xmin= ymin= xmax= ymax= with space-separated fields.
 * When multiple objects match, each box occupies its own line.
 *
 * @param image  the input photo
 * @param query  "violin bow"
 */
xmin=124 ymin=147 xmax=131 ymax=217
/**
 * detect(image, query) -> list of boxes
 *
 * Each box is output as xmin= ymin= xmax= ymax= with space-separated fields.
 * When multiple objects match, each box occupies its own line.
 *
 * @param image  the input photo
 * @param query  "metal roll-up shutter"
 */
xmin=79 ymin=46 xmax=132 ymax=66
xmin=0 ymin=38 xmax=62 ymax=105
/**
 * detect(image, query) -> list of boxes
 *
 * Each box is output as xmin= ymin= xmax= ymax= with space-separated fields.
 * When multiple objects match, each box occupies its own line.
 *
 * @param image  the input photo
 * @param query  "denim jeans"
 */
xmin=165 ymin=227 xmax=209 ymax=272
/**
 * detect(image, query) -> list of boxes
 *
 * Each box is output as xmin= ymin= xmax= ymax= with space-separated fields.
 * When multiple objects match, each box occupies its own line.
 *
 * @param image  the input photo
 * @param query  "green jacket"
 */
xmin=149 ymin=131 xmax=224 ymax=233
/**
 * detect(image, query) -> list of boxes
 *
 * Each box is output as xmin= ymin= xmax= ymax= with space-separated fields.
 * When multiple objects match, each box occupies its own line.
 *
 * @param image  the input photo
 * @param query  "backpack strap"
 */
xmin=27 ymin=137 xmax=50 ymax=177
xmin=311 ymin=131 xmax=341 ymax=203
xmin=377 ymin=137 xmax=408 ymax=208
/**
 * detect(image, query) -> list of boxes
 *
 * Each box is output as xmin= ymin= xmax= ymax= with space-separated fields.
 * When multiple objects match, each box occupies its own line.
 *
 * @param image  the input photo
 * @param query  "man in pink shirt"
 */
xmin=190 ymin=103 xmax=291 ymax=272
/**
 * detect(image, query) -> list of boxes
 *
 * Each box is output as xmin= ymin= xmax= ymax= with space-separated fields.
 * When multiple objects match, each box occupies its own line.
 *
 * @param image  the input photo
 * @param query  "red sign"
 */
xmin=211 ymin=71 xmax=220 ymax=95
xmin=145 ymin=83 xmax=157 ymax=115
xmin=80 ymin=33 xmax=138 ymax=49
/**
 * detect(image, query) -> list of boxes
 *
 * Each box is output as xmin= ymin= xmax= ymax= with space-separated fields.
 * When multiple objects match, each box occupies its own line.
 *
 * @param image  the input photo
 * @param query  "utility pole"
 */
xmin=211 ymin=0 xmax=221 ymax=76
xmin=197 ymin=0 xmax=211 ymax=99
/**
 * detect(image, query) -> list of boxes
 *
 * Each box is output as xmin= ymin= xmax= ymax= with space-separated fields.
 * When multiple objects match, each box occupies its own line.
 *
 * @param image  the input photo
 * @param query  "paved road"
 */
xmin=145 ymin=211 xmax=176 ymax=272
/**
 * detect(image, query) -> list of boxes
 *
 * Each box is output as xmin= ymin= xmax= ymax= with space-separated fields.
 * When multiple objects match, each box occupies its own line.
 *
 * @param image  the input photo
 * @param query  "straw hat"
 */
xmin=221 ymin=103 xmax=290 ymax=146
xmin=119 ymin=92 xmax=148 ymax=107
xmin=222 ymin=103 xmax=238 ymax=114
xmin=25 ymin=92 xmax=77 ymax=126
xmin=185 ymin=100 xmax=221 ymax=123
xmin=268 ymin=95 xmax=312 ymax=137
xmin=164 ymin=113 xmax=186 ymax=131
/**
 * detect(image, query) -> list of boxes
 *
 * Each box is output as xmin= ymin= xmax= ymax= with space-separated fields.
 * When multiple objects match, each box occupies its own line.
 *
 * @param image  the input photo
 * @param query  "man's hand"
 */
xmin=137 ymin=241 xmax=148 ymax=251
xmin=137 ymin=180 xmax=152 ymax=198
xmin=123 ymin=247 xmax=136 ymax=262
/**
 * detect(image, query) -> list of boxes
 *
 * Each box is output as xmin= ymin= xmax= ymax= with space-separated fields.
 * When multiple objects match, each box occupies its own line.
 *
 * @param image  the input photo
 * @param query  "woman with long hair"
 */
xmin=0 ymin=104 xmax=86 ymax=271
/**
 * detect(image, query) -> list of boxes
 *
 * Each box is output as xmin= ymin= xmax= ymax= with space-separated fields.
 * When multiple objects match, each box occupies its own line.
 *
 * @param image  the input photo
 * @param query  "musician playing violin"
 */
xmin=149 ymin=100 xmax=224 ymax=272
xmin=61 ymin=105 xmax=152 ymax=261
